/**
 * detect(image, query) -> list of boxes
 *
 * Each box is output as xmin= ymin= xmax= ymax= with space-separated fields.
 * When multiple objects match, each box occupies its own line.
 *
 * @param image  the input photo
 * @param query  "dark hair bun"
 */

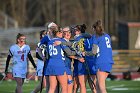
xmin=80 ymin=24 xmax=87 ymax=33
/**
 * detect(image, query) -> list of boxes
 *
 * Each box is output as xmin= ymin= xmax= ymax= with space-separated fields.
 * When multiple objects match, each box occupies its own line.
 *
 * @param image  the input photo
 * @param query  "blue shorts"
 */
xmin=96 ymin=63 xmax=113 ymax=73
xmin=66 ymin=66 xmax=72 ymax=75
xmin=44 ymin=65 xmax=67 ymax=75
xmin=65 ymin=60 xmax=72 ymax=75
xmin=86 ymin=60 xmax=96 ymax=75
xmin=73 ymin=60 xmax=87 ymax=77
xmin=44 ymin=59 xmax=66 ymax=76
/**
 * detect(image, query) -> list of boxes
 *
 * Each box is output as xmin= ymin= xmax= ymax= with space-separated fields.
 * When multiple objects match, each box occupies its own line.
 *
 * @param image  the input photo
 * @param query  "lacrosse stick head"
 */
xmin=40 ymin=44 xmax=47 ymax=50
xmin=71 ymin=38 xmax=85 ymax=57
xmin=77 ymin=38 xmax=85 ymax=52
xmin=0 ymin=73 xmax=6 ymax=84
xmin=24 ymin=79 xmax=29 ymax=83
xmin=0 ymin=73 xmax=5 ymax=79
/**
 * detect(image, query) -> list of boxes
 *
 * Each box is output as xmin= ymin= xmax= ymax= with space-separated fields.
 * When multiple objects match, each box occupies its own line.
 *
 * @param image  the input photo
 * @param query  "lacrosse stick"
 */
xmin=0 ymin=73 xmax=6 ymax=84
xmin=74 ymin=38 xmax=96 ymax=92
xmin=25 ymin=69 xmax=41 ymax=83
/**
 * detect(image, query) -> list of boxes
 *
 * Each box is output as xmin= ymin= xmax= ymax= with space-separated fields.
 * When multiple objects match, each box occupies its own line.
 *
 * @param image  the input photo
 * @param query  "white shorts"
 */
xmin=12 ymin=68 xmax=27 ymax=78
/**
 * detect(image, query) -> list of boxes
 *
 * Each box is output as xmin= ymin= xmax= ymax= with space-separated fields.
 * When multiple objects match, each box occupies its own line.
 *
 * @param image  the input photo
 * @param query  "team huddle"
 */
xmin=4 ymin=20 xmax=114 ymax=93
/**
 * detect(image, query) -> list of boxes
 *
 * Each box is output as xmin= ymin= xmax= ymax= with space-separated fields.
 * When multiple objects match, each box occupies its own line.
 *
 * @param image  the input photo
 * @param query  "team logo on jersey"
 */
xmin=17 ymin=50 xmax=26 ymax=54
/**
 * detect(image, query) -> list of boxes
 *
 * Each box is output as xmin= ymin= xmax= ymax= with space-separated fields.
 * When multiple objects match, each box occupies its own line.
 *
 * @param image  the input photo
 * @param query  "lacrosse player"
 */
xmin=44 ymin=27 xmax=68 ymax=93
xmin=31 ymin=30 xmax=47 ymax=93
xmin=91 ymin=20 xmax=114 ymax=93
xmin=40 ymin=22 xmax=57 ymax=46
xmin=62 ymin=26 xmax=85 ymax=93
xmin=72 ymin=25 xmax=88 ymax=93
xmin=84 ymin=34 xmax=97 ymax=93
xmin=5 ymin=33 xmax=36 ymax=93
xmin=39 ymin=22 xmax=60 ymax=93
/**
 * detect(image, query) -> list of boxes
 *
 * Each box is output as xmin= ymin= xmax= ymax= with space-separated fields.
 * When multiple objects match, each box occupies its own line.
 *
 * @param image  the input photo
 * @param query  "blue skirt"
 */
xmin=44 ymin=59 xmax=66 ymax=75
xmin=73 ymin=60 xmax=87 ymax=76
xmin=96 ymin=63 xmax=113 ymax=73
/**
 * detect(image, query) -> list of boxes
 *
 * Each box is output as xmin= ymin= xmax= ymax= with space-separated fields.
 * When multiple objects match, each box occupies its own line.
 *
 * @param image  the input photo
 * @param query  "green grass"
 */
xmin=0 ymin=80 xmax=140 ymax=93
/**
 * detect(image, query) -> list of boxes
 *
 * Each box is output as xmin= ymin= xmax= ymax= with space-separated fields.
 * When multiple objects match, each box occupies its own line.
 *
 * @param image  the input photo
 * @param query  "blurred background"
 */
xmin=0 ymin=0 xmax=140 ymax=50
xmin=0 ymin=0 xmax=140 ymax=91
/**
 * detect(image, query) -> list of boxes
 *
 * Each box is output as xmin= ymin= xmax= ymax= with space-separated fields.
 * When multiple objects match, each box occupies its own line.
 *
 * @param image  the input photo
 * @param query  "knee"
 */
xmin=73 ymin=83 xmax=78 ymax=88
xmin=17 ymin=82 xmax=23 ymax=87
xmin=99 ymin=86 xmax=106 ymax=93
xmin=79 ymin=81 xmax=86 ymax=88
xmin=50 ymin=86 xmax=56 ymax=90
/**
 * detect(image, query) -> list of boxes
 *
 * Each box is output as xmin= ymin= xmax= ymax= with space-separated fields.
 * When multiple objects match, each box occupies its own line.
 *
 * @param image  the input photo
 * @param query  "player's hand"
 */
xmin=53 ymin=41 xmax=61 ymax=46
xmin=78 ymin=57 xmax=85 ymax=63
xmin=82 ymin=52 xmax=86 ymax=56
xmin=42 ymin=56 xmax=46 ymax=62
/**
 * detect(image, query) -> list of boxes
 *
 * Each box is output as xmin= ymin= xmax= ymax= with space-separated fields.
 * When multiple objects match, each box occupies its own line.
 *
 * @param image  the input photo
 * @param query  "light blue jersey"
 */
xmin=9 ymin=44 xmax=30 ymax=78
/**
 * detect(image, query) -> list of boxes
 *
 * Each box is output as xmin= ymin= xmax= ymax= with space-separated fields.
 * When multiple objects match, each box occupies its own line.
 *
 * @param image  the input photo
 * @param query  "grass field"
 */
xmin=0 ymin=80 xmax=140 ymax=93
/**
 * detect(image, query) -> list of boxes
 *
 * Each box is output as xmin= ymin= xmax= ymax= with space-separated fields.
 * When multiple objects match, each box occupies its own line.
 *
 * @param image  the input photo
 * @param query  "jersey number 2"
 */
xmin=105 ymin=37 xmax=111 ymax=48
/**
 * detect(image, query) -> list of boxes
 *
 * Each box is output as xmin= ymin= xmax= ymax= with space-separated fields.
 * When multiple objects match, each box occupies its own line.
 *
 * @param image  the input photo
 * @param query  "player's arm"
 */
xmin=69 ymin=55 xmax=85 ymax=63
xmin=36 ymin=51 xmax=43 ymax=60
xmin=5 ymin=50 xmax=12 ymax=74
xmin=53 ymin=41 xmax=72 ymax=47
xmin=40 ymin=35 xmax=49 ymax=46
xmin=61 ymin=41 xmax=72 ymax=46
xmin=63 ymin=47 xmax=77 ymax=56
xmin=85 ymin=44 xmax=99 ymax=56
xmin=36 ymin=48 xmax=43 ymax=61
xmin=28 ymin=51 xmax=37 ymax=69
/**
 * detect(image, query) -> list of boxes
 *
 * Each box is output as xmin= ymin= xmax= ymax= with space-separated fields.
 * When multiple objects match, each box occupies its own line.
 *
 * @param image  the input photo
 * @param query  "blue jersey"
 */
xmin=48 ymin=38 xmax=65 ymax=60
xmin=73 ymin=35 xmax=87 ymax=76
xmin=84 ymin=38 xmax=96 ymax=75
xmin=93 ymin=33 xmax=114 ymax=65
xmin=62 ymin=38 xmax=72 ymax=75
xmin=45 ymin=38 xmax=67 ymax=75
xmin=40 ymin=35 xmax=50 ymax=46
xmin=84 ymin=38 xmax=95 ymax=59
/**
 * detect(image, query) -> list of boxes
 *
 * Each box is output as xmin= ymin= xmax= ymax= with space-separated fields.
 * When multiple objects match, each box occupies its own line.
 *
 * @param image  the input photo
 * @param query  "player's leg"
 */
xmin=73 ymin=76 xmax=79 ymax=93
xmin=48 ymin=75 xmax=57 ymax=93
xmin=86 ymin=60 xmax=97 ymax=93
xmin=15 ymin=77 xmax=24 ymax=93
xmin=87 ymin=75 xmax=96 ymax=93
xmin=78 ymin=75 xmax=87 ymax=93
xmin=46 ymin=76 xmax=50 ymax=93
xmin=31 ymin=76 xmax=46 ymax=93
xmin=67 ymin=75 xmax=73 ymax=93
xmin=96 ymin=70 xmax=109 ymax=93
xmin=57 ymin=72 xmax=68 ymax=93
